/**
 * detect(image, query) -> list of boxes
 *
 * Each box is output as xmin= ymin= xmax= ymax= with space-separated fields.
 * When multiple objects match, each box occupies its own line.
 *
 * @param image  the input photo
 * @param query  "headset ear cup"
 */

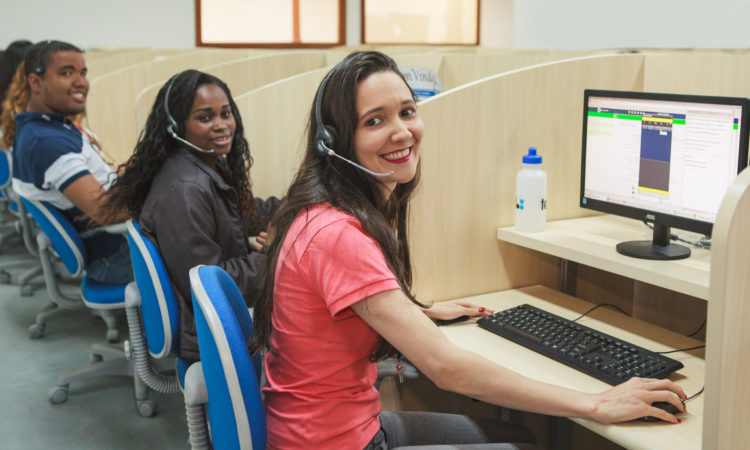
xmin=315 ymin=124 xmax=338 ymax=156
xmin=322 ymin=125 xmax=337 ymax=150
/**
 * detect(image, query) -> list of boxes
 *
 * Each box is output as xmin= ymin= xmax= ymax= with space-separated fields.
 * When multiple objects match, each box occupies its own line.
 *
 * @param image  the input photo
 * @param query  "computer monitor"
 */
xmin=580 ymin=89 xmax=750 ymax=260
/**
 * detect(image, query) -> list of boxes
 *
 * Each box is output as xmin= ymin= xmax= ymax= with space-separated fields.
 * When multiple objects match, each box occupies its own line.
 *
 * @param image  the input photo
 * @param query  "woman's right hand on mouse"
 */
xmin=586 ymin=377 xmax=687 ymax=424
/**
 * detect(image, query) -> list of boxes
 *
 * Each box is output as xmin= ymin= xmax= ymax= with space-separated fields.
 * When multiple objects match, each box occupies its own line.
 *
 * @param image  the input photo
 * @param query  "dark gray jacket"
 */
xmin=139 ymin=148 xmax=278 ymax=361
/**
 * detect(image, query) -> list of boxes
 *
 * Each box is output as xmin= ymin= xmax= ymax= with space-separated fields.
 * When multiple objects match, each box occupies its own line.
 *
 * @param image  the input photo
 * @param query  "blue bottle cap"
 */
xmin=522 ymin=147 xmax=542 ymax=164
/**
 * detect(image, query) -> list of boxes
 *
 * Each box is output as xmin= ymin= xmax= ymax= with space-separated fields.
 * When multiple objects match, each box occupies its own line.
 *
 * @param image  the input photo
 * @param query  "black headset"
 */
xmin=32 ymin=40 xmax=52 ymax=75
xmin=162 ymin=76 xmax=214 ymax=154
xmin=314 ymin=72 xmax=336 ymax=156
xmin=163 ymin=78 xmax=180 ymax=136
xmin=312 ymin=70 xmax=393 ymax=177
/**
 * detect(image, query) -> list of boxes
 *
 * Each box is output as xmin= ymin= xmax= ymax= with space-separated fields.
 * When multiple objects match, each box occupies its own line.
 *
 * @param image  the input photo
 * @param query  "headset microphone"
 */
xmin=164 ymin=79 xmax=215 ymax=155
xmin=314 ymin=73 xmax=393 ymax=178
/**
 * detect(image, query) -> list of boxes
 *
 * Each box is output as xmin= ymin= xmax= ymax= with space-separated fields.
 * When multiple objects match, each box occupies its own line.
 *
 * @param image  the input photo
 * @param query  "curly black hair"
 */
xmin=103 ymin=69 xmax=258 ymax=228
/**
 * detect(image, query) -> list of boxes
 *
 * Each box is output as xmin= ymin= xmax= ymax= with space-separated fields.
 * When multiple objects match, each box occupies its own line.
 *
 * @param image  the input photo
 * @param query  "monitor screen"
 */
xmin=580 ymin=90 xmax=750 ymax=260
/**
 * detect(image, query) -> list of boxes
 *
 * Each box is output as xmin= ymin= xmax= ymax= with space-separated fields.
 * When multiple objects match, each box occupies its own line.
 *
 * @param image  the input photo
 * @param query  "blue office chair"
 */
xmin=0 ymin=150 xmax=42 ymax=295
xmin=123 ymin=220 xmax=188 ymax=409
xmin=18 ymin=197 xmax=147 ymax=410
xmin=185 ymin=265 xmax=266 ymax=450
xmin=20 ymin=197 xmax=122 ymax=340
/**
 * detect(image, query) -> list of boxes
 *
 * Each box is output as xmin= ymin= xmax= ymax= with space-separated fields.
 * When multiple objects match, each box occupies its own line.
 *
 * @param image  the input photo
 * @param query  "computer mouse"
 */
xmin=639 ymin=400 xmax=684 ymax=422
xmin=435 ymin=315 xmax=470 ymax=326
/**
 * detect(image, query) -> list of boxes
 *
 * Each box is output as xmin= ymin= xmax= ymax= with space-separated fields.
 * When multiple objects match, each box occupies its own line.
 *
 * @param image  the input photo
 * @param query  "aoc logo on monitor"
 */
xmin=646 ymin=214 xmax=656 ymax=221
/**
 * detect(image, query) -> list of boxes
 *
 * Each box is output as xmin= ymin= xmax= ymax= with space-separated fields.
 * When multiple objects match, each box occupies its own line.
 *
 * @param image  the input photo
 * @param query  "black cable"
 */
xmin=686 ymin=319 xmax=706 ymax=338
xmin=642 ymin=221 xmax=711 ymax=249
xmin=570 ymin=303 xmax=631 ymax=322
xmin=685 ymin=385 xmax=704 ymax=402
xmin=656 ymin=344 xmax=705 ymax=355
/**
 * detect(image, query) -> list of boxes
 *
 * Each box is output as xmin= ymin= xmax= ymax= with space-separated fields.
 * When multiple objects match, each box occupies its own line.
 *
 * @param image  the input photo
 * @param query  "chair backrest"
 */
xmin=20 ymin=197 xmax=85 ymax=277
xmin=126 ymin=220 xmax=179 ymax=359
xmin=0 ymin=150 xmax=11 ymax=189
xmin=189 ymin=265 xmax=265 ymax=450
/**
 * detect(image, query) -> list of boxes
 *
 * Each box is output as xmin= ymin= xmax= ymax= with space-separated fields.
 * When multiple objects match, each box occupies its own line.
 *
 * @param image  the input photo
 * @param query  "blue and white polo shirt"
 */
xmin=12 ymin=112 xmax=122 ymax=261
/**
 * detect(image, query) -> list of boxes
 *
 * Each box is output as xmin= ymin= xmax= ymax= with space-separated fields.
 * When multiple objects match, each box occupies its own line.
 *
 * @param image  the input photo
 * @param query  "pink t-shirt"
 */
xmin=263 ymin=205 xmax=401 ymax=449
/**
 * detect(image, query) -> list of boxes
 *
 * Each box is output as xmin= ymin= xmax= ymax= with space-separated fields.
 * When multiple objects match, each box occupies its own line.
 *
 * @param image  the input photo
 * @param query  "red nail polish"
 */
xmin=677 ymin=418 xmax=682 ymax=423
xmin=478 ymin=307 xmax=486 ymax=313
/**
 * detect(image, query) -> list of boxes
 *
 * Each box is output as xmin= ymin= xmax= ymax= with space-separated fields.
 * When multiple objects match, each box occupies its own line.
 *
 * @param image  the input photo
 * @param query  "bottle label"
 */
xmin=516 ymin=198 xmax=547 ymax=211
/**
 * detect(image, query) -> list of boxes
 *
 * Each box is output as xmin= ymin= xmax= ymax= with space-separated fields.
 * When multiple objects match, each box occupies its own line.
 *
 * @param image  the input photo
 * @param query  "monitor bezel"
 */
xmin=580 ymin=89 xmax=750 ymax=237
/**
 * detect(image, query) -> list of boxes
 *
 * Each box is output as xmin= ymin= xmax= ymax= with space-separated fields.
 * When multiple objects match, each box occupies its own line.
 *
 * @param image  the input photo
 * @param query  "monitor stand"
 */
xmin=616 ymin=223 xmax=691 ymax=260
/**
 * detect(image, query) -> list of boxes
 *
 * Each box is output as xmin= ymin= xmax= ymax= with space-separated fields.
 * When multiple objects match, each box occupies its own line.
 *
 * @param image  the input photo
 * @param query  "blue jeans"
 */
xmin=86 ymin=238 xmax=133 ymax=285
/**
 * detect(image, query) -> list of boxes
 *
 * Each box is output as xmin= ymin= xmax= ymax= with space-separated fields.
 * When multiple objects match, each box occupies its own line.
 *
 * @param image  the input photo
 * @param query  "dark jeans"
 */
xmin=363 ymin=411 xmax=541 ymax=450
xmin=86 ymin=238 xmax=133 ymax=285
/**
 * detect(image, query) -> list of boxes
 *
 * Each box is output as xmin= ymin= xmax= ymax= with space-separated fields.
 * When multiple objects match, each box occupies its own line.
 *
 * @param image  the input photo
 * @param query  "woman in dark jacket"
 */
xmin=104 ymin=69 xmax=278 ymax=361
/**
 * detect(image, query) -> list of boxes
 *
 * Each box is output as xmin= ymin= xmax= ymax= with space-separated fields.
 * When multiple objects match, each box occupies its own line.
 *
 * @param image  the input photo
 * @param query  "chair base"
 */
xmin=49 ymin=343 xmax=158 ymax=418
xmin=29 ymin=303 xmax=120 ymax=343
xmin=0 ymin=256 xmax=44 ymax=297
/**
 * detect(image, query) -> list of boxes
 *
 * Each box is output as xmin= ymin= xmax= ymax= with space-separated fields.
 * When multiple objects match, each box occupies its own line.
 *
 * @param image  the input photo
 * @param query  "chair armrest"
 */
xmin=184 ymin=362 xmax=208 ymax=406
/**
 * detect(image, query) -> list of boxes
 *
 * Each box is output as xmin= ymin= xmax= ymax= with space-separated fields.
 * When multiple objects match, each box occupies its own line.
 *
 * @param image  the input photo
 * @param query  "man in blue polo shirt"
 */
xmin=12 ymin=40 xmax=131 ymax=284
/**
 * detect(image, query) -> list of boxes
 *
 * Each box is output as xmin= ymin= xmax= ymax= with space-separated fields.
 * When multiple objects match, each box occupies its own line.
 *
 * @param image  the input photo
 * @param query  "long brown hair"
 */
xmin=251 ymin=51 xmax=426 ymax=361
xmin=1 ymin=63 xmax=28 ymax=150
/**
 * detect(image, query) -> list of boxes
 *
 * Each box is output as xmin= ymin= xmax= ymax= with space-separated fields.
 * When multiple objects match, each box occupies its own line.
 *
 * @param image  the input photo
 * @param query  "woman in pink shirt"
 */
xmin=251 ymin=51 xmax=686 ymax=449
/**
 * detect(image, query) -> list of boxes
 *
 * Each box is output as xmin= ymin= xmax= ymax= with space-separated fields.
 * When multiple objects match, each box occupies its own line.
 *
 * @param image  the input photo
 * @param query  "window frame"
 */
xmin=195 ymin=0 xmax=346 ymax=48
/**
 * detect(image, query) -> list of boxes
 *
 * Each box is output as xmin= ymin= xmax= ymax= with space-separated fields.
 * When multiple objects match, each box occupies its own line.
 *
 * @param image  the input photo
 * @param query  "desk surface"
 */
xmin=497 ymin=215 xmax=711 ymax=300
xmin=441 ymin=286 xmax=705 ymax=450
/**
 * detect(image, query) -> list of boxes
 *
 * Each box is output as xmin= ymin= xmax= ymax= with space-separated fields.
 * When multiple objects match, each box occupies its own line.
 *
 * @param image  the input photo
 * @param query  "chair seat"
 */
xmin=82 ymin=275 xmax=128 ymax=309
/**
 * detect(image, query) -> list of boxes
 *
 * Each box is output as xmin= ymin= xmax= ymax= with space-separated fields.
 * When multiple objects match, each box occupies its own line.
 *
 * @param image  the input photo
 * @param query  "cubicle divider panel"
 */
xmin=87 ymin=50 xmax=256 ymax=163
xmin=82 ymin=47 xmax=148 ymax=60
xmin=235 ymin=68 xmax=330 ymax=200
xmin=409 ymin=54 xmax=646 ymax=302
xmin=86 ymin=49 xmax=192 ymax=79
xmin=133 ymin=51 xmax=327 ymax=143
xmin=438 ymin=52 xmax=596 ymax=91
xmin=643 ymin=53 xmax=750 ymax=97
xmin=703 ymin=168 xmax=750 ymax=450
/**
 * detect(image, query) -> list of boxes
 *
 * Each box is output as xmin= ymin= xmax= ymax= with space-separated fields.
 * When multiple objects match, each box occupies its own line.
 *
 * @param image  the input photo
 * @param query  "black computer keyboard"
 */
xmin=477 ymin=304 xmax=684 ymax=385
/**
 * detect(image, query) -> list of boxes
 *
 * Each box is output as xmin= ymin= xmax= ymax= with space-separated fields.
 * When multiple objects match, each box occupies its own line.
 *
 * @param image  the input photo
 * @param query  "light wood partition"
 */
xmin=436 ymin=52 xmax=596 ymax=91
xmin=133 ymin=51 xmax=327 ymax=144
xmin=409 ymin=54 xmax=646 ymax=302
xmin=703 ymin=167 xmax=750 ymax=449
xmin=82 ymin=48 xmax=147 ymax=60
xmin=236 ymin=68 xmax=330 ymax=199
xmin=643 ymin=52 xmax=750 ymax=97
xmin=86 ymin=48 xmax=191 ymax=79
xmin=86 ymin=49 xmax=257 ymax=163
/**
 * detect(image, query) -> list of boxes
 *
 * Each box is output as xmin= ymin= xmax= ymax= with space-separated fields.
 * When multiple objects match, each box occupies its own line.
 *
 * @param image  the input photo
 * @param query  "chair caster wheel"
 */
xmin=0 ymin=270 xmax=11 ymax=284
xmin=49 ymin=385 xmax=69 ymax=404
xmin=89 ymin=353 xmax=103 ymax=364
xmin=106 ymin=329 xmax=119 ymax=343
xmin=137 ymin=399 xmax=156 ymax=417
xmin=20 ymin=285 xmax=33 ymax=296
xmin=28 ymin=323 xmax=45 ymax=339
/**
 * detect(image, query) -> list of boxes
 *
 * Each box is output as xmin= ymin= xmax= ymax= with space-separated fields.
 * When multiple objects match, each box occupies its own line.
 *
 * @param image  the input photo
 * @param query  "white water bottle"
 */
xmin=515 ymin=147 xmax=547 ymax=232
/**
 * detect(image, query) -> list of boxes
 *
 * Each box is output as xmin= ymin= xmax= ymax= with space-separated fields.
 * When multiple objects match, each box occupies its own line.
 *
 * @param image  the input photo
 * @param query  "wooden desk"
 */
xmin=497 ymin=215 xmax=711 ymax=300
xmin=441 ymin=286 xmax=705 ymax=450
